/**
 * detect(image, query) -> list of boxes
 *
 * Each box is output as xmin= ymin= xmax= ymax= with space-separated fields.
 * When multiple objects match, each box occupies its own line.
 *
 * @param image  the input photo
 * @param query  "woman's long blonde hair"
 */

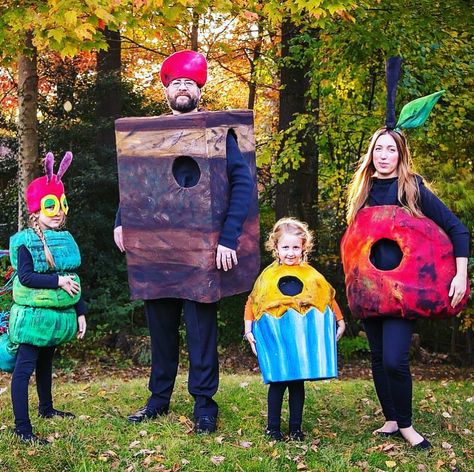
xmin=266 ymin=217 xmax=314 ymax=263
xmin=346 ymin=128 xmax=423 ymax=224
xmin=28 ymin=212 xmax=65 ymax=269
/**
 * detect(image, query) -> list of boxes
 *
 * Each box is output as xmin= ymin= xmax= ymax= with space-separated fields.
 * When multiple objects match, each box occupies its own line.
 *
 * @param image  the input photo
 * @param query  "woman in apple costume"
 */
xmin=341 ymin=57 xmax=470 ymax=450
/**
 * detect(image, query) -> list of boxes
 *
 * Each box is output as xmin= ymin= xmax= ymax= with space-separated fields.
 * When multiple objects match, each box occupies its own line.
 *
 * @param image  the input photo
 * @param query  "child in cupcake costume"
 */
xmin=8 ymin=152 xmax=87 ymax=444
xmin=244 ymin=218 xmax=345 ymax=441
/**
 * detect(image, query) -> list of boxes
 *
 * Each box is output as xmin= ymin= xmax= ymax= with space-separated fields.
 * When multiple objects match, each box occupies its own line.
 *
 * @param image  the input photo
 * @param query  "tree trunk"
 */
xmin=275 ymin=20 xmax=319 ymax=230
xmin=17 ymin=31 xmax=39 ymax=230
xmin=247 ymin=19 xmax=263 ymax=110
xmin=96 ymin=27 xmax=122 ymax=151
xmin=191 ymin=10 xmax=199 ymax=51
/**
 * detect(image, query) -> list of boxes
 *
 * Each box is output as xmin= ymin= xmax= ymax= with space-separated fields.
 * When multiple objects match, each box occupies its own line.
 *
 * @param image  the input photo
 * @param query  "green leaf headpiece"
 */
xmin=385 ymin=57 xmax=444 ymax=132
xmin=394 ymin=90 xmax=445 ymax=131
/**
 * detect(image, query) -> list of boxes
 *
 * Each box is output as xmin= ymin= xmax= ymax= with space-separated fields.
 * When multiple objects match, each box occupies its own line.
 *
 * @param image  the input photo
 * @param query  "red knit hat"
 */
xmin=160 ymin=50 xmax=207 ymax=88
xmin=25 ymin=152 xmax=72 ymax=214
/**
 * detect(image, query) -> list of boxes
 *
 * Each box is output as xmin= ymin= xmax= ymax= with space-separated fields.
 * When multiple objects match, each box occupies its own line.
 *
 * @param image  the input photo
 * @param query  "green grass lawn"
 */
xmin=0 ymin=373 xmax=472 ymax=471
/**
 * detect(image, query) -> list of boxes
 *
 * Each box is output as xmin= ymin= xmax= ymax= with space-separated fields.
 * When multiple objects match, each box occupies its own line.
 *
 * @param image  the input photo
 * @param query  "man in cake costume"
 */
xmin=6 ymin=152 xmax=87 ymax=444
xmin=114 ymin=50 xmax=258 ymax=433
xmin=341 ymin=57 xmax=470 ymax=450
xmin=244 ymin=218 xmax=345 ymax=441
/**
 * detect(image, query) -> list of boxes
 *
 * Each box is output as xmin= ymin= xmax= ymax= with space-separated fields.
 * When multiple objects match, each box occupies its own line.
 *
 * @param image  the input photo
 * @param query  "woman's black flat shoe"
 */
xmin=375 ymin=429 xmax=400 ymax=437
xmin=413 ymin=438 xmax=432 ymax=450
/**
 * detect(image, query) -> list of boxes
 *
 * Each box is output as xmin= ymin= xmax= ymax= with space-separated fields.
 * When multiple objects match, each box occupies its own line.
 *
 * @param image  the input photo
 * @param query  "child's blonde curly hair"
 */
xmin=265 ymin=217 xmax=314 ymax=263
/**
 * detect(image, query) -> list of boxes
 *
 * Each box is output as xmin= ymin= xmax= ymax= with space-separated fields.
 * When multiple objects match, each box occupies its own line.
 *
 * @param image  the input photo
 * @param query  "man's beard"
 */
xmin=168 ymin=94 xmax=199 ymax=113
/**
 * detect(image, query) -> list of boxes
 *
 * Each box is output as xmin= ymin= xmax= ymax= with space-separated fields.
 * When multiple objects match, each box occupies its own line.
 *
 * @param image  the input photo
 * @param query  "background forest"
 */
xmin=0 ymin=0 xmax=472 ymax=362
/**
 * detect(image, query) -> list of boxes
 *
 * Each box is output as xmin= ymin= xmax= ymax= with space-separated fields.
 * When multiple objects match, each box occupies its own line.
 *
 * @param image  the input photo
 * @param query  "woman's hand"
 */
xmin=449 ymin=257 xmax=468 ymax=308
xmin=449 ymin=273 xmax=467 ymax=308
xmin=244 ymin=331 xmax=257 ymax=356
xmin=58 ymin=275 xmax=80 ymax=297
xmin=336 ymin=319 xmax=346 ymax=341
xmin=77 ymin=315 xmax=87 ymax=339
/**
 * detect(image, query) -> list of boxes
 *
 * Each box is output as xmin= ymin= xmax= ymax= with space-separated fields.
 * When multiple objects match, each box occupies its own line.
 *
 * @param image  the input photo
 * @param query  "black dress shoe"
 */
xmin=194 ymin=416 xmax=217 ymax=434
xmin=39 ymin=408 xmax=75 ymax=419
xmin=127 ymin=405 xmax=168 ymax=423
xmin=14 ymin=430 xmax=49 ymax=445
xmin=265 ymin=427 xmax=284 ymax=441
xmin=413 ymin=438 xmax=432 ymax=450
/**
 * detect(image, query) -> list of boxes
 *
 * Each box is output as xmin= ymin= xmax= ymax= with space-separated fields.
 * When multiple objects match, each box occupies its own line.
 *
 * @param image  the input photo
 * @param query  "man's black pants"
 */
xmin=144 ymin=298 xmax=219 ymax=418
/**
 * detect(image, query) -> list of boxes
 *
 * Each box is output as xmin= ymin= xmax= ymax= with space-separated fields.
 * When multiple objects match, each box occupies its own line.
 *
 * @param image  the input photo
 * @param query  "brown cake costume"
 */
xmin=115 ymin=110 xmax=259 ymax=302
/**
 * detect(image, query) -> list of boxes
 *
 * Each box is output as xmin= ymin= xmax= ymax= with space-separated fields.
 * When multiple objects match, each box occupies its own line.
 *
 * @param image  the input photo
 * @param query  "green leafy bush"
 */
xmin=337 ymin=335 xmax=370 ymax=362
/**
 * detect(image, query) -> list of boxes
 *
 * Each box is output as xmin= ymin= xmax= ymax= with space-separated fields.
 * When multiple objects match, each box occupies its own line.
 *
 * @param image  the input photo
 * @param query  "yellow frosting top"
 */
xmin=249 ymin=261 xmax=335 ymax=320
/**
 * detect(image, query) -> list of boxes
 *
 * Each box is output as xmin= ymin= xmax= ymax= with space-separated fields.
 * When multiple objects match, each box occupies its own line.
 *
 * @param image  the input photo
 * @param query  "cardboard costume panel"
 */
xmin=115 ymin=110 xmax=260 ymax=302
xmin=341 ymin=206 xmax=470 ymax=319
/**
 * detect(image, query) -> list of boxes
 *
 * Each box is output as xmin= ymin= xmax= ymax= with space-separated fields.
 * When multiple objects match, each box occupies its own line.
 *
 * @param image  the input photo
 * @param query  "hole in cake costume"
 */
xmin=277 ymin=275 xmax=303 ymax=296
xmin=172 ymin=156 xmax=201 ymax=188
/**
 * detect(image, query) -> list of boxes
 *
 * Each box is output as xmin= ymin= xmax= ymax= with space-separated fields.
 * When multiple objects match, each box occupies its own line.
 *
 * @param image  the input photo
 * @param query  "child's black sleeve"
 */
xmin=75 ymin=298 xmax=88 ymax=316
xmin=17 ymin=245 xmax=59 ymax=288
xmin=17 ymin=245 xmax=88 ymax=316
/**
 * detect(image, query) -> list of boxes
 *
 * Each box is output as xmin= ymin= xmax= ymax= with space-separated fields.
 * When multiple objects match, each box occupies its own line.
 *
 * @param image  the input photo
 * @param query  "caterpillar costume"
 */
xmin=0 ymin=152 xmax=81 ymax=372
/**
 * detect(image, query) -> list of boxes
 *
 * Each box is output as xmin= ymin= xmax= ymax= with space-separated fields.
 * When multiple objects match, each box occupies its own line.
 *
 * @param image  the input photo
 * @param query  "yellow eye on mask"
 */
xmin=60 ymin=194 xmax=69 ymax=215
xmin=40 ymin=195 xmax=60 ymax=217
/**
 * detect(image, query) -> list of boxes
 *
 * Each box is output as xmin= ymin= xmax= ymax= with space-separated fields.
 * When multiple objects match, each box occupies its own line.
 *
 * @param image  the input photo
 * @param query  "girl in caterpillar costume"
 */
xmin=341 ymin=58 xmax=470 ymax=450
xmin=244 ymin=218 xmax=345 ymax=441
xmin=8 ymin=151 xmax=87 ymax=444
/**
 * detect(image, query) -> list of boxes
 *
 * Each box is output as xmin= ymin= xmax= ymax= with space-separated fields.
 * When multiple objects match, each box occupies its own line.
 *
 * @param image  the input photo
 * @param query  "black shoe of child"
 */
xmin=265 ymin=427 xmax=284 ymax=441
xmin=194 ymin=415 xmax=217 ymax=434
xmin=289 ymin=429 xmax=305 ymax=441
xmin=14 ymin=430 xmax=49 ymax=445
xmin=39 ymin=408 xmax=75 ymax=419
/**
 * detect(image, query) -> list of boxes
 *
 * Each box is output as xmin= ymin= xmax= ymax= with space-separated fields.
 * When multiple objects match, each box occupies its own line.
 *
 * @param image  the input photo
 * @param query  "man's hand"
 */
xmin=216 ymin=244 xmax=238 ymax=271
xmin=114 ymin=225 xmax=125 ymax=252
